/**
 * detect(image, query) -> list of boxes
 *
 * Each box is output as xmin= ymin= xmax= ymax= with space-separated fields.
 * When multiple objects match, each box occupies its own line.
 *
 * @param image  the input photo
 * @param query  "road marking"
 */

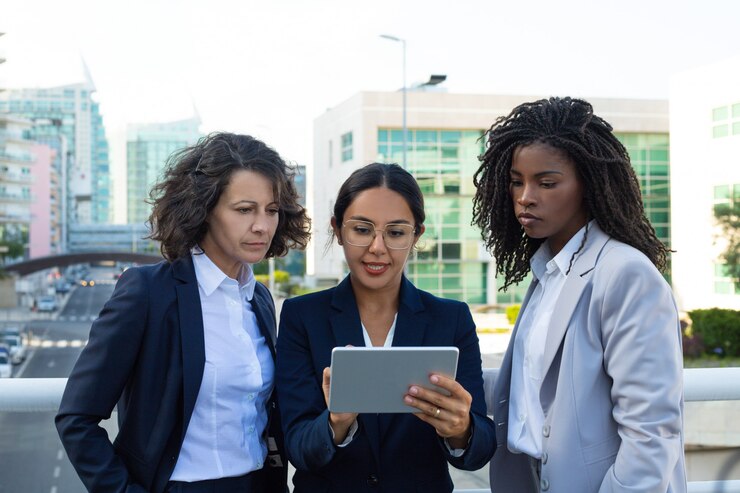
xmin=57 ymin=449 xmax=64 ymax=460
xmin=41 ymin=340 xmax=54 ymax=348
xmin=14 ymin=348 xmax=35 ymax=378
xmin=70 ymin=340 xmax=83 ymax=347
xmin=50 ymin=487 xmax=57 ymax=493
xmin=53 ymin=466 xmax=60 ymax=478
xmin=57 ymin=340 xmax=69 ymax=348
xmin=47 ymin=360 xmax=56 ymax=368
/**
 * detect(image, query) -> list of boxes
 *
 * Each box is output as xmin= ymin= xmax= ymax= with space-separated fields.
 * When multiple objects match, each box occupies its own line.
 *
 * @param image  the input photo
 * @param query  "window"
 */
xmin=341 ymin=132 xmax=353 ymax=162
xmin=712 ymin=103 xmax=740 ymax=138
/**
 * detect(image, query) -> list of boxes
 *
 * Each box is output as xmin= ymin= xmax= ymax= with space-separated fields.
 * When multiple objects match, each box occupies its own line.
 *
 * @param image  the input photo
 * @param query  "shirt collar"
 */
xmin=191 ymin=247 xmax=256 ymax=300
xmin=530 ymin=220 xmax=593 ymax=280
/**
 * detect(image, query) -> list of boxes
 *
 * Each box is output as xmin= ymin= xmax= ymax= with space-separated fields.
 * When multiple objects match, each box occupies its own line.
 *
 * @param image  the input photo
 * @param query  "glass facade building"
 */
xmin=376 ymin=129 xmax=671 ymax=305
xmin=126 ymin=117 xmax=201 ymax=225
xmin=0 ymin=83 xmax=112 ymax=234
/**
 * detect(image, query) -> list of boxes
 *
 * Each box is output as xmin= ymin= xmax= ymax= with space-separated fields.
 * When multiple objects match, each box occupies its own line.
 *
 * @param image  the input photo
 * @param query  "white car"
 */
xmin=0 ymin=352 xmax=11 ymax=378
xmin=37 ymin=295 xmax=58 ymax=312
xmin=2 ymin=335 xmax=26 ymax=364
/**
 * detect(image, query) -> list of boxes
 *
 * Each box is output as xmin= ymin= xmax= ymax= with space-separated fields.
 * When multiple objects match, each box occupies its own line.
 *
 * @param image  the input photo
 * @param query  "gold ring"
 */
xmin=434 ymin=407 xmax=441 ymax=418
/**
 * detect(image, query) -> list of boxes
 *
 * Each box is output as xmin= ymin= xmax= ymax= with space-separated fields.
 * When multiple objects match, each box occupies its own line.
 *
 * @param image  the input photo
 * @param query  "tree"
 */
xmin=714 ymin=203 xmax=740 ymax=290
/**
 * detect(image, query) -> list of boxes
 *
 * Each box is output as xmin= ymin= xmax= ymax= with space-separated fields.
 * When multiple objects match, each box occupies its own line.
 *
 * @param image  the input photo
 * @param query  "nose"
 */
xmin=367 ymin=231 xmax=388 ymax=254
xmin=516 ymin=184 xmax=536 ymax=207
xmin=252 ymin=212 xmax=269 ymax=233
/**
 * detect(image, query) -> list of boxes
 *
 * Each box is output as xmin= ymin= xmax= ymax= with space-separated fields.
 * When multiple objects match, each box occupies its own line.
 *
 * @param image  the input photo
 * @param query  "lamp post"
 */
xmin=380 ymin=34 xmax=407 ymax=168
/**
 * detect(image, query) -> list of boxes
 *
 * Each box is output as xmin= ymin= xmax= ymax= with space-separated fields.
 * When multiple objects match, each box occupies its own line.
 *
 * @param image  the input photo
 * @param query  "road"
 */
xmin=0 ymin=277 xmax=114 ymax=493
xmin=0 ymin=274 xmax=505 ymax=492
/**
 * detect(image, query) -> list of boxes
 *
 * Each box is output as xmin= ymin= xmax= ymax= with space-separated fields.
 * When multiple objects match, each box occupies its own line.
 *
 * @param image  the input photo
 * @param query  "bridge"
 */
xmin=3 ymin=251 xmax=163 ymax=276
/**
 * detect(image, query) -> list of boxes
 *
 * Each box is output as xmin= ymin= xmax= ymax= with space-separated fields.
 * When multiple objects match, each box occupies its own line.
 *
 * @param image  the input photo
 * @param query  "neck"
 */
xmin=351 ymin=279 xmax=401 ymax=314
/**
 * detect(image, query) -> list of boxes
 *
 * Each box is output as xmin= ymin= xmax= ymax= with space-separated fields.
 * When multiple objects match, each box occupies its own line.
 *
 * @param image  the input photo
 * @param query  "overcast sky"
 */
xmin=2 ymin=0 xmax=739 ymax=222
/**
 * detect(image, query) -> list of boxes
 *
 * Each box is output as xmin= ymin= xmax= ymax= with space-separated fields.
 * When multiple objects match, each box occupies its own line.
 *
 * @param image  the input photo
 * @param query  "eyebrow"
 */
xmin=230 ymin=200 xmax=278 ymax=207
xmin=509 ymin=169 xmax=564 ymax=177
xmin=348 ymin=215 xmax=413 ymax=225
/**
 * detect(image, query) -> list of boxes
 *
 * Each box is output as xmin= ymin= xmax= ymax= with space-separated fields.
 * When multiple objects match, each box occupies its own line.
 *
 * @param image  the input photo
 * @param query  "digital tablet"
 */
xmin=328 ymin=346 xmax=459 ymax=413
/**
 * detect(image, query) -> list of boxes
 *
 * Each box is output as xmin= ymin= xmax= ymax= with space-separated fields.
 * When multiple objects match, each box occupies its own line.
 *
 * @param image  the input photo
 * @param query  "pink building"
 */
xmin=29 ymin=144 xmax=56 ymax=258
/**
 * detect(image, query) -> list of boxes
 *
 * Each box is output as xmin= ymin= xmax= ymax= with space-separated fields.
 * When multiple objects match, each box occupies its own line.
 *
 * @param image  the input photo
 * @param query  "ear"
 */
xmin=330 ymin=217 xmax=342 ymax=245
xmin=413 ymin=224 xmax=426 ymax=246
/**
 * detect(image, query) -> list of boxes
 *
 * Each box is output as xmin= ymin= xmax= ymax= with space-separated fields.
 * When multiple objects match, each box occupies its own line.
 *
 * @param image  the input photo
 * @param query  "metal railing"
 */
xmin=1 ymin=368 xmax=740 ymax=492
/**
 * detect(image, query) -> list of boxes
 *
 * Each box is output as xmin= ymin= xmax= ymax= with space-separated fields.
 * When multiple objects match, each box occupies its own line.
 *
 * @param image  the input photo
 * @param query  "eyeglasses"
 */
xmin=342 ymin=220 xmax=416 ymax=250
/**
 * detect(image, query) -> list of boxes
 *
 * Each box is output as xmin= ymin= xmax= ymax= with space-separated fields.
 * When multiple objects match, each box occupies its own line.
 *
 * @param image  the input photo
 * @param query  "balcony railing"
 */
xmin=1 ymin=368 xmax=739 ymax=492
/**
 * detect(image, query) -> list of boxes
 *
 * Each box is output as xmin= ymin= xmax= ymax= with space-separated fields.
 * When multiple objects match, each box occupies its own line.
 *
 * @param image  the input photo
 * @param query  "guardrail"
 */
xmin=1 ymin=368 xmax=740 ymax=492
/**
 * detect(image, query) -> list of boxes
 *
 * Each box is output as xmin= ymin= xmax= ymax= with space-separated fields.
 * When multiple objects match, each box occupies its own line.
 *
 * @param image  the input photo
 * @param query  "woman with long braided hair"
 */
xmin=474 ymin=97 xmax=686 ymax=492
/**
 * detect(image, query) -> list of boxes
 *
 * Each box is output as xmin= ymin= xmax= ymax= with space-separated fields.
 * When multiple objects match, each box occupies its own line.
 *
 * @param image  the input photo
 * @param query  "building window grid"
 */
xmin=712 ymin=103 xmax=740 ymax=138
xmin=341 ymin=132 xmax=353 ymax=162
xmin=712 ymin=184 xmax=739 ymax=294
xmin=377 ymin=128 xmax=486 ymax=304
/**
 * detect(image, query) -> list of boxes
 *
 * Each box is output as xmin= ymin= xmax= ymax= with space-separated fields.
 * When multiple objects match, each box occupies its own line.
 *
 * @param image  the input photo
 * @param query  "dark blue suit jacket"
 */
xmin=276 ymin=275 xmax=496 ymax=493
xmin=55 ymin=256 xmax=288 ymax=493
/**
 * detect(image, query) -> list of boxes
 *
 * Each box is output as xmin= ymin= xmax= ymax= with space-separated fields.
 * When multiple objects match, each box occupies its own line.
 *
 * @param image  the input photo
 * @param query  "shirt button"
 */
xmin=541 ymin=478 xmax=550 ymax=491
xmin=542 ymin=452 xmax=548 ymax=464
xmin=542 ymin=425 xmax=550 ymax=437
xmin=248 ymin=426 xmax=255 ymax=434
xmin=366 ymin=474 xmax=379 ymax=487
xmin=248 ymin=393 xmax=255 ymax=401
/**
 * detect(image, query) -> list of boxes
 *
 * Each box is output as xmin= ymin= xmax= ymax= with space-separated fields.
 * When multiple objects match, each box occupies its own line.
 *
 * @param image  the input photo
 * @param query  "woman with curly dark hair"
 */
xmin=57 ymin=132 xmax=310 ymax=493
xmin=474 ymin=98 xmax=686 ymax=492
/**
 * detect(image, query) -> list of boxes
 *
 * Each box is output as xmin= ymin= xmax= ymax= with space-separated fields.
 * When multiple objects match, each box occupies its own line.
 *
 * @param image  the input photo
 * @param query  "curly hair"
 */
xmin=147 ymin=132 xmax=311 ymax=261
xmin=472 ymin=97 xmax=669 ymax=291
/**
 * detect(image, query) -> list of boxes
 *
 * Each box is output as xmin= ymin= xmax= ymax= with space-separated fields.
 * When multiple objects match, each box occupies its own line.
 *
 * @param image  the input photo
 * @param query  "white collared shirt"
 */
xmin=507 ymin=222 xmax=590 ymax=458
xmin=170 ymin=250 xmax=274 ymax=481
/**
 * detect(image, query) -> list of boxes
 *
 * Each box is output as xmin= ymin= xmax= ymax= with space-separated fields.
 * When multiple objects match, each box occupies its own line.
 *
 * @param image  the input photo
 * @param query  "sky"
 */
xmin=1 ymin=0 xmax=740 ymax=222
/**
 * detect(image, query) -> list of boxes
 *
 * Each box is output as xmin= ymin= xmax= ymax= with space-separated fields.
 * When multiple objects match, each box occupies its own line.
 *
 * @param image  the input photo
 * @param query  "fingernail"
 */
xmin=404 ymin=396 xmax=413 ymax=404
xmin=430 ymin=375 xmax=439 ymax=384
xmin=409 ymin=386 xmax=418 ymax=395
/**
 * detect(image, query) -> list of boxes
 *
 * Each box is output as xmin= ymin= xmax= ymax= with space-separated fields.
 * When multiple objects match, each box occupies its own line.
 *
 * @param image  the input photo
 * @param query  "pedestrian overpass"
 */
xmin=3 ymin=252 xmax=162 ymax=276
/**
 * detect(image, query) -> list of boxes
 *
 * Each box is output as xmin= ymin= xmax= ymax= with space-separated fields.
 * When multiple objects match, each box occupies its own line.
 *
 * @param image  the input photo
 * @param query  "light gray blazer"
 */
xmin=487 ymin=224 xmax=686 ymax=493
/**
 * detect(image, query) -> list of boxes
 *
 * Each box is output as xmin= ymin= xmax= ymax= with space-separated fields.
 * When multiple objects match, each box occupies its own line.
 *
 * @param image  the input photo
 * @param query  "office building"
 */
xmin=0 ymin=77 xmax=112 ymax=232
xmin=126 ymin=116 xmax=201 ymax=224
xmin=670 ymin=55 xmax=740 ymax=310
xmin=312 ymin=90 xmax=669 ymax=305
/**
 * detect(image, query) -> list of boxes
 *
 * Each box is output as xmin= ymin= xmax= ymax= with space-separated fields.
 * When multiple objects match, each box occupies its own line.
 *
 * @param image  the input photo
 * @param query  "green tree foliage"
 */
xmin=688 ymin=308 xmax=740 ymax=358
xmin=714 ymin=203 xmax=740 ymax=290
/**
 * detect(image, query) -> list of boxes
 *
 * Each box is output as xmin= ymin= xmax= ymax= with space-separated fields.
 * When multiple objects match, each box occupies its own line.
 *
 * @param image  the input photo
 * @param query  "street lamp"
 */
xmin=379 ymin=34 xmax=407 ymax=168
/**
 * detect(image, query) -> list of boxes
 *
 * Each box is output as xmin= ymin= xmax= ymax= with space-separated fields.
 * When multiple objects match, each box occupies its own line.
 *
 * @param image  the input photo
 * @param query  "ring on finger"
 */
xmin=434 ymin=407 xmax=441 ymax=418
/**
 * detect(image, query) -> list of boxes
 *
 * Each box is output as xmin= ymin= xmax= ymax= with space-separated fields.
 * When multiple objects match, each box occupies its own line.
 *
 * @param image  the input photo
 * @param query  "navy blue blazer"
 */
xmin=56 ymin=256 xmax=288 ymax=493
xmin=276 ymin=275 xmax=496 ymax=493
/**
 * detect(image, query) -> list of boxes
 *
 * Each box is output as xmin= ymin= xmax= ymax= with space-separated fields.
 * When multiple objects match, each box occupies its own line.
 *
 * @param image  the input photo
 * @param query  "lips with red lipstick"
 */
xmin=517 ymin=212 xmax=540 ymax=227
xmin=363 ymin=262 xmax=390 ymax=275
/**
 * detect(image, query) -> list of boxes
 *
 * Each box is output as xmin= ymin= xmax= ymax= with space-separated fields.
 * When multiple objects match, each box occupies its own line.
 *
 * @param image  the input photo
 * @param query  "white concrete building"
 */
xmin=670 ymin=56 xmax=740 ymax=311
xmin=311 ymin=90 xmax=669 ymax=304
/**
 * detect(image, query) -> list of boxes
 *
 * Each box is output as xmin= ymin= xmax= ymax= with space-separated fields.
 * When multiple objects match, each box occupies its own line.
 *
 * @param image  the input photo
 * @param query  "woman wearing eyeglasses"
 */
xmin=275 ymin=163 xmax=496 ymax=492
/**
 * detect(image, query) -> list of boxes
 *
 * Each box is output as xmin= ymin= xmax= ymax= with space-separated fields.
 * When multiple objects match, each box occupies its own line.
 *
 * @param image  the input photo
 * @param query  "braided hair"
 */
xmin=472 ymin=97 xmax=669 ymax=291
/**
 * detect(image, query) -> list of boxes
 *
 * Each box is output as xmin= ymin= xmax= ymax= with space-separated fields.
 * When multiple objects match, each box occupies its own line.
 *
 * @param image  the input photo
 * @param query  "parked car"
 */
xmin=0 ymin=352 xmax=11 ymax=378
xmin=37 ymin=295 xmax=58 ymax=312
xmin=2 ymin=334 xmax=26 ymax=364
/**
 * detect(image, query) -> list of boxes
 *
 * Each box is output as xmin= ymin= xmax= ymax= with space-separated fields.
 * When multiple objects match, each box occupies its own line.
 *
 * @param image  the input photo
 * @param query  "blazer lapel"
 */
xmin=328 ymin=276 xmax=366 ymax=348
xmin=328 ymin=276 xmax=380 ymax=465
xmin=173 ymin=257 xmax=206 ymax=440
xmin=540 ymin=224 xmax=612 ymax=390
xmin=250 ymin=285 xmax=277 ymax=359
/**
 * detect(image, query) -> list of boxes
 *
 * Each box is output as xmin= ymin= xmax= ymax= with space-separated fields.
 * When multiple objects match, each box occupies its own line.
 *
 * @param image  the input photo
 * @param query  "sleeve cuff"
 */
xmin=329 ymin=419 xmax=359 ymax=448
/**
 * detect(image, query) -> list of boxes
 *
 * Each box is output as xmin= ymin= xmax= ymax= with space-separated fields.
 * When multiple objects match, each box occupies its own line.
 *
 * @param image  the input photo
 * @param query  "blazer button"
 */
xmin=542 ymin=425 xmax=550 ymax=437
xmin=540 ymin=478 xmax=550 ymax=491
xmin=366 ymin=474 xmax=379 ymax=487
xmin=542 ymin=452 xmax=548 ymax=464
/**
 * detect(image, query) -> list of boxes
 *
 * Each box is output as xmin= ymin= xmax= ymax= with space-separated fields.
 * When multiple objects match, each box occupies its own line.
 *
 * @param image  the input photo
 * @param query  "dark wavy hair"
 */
xmin=330 ymin=163 xmax=425 ymax=246
xmin=472 ymin=97 xmax=669 ymax=290
xmin=147 ymin=132 xmax=311 ymax=261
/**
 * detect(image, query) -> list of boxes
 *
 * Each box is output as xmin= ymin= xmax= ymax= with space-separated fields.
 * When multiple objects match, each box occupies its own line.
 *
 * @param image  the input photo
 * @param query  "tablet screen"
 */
xmin=328 ymin=346 xmax=459 ymax=413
